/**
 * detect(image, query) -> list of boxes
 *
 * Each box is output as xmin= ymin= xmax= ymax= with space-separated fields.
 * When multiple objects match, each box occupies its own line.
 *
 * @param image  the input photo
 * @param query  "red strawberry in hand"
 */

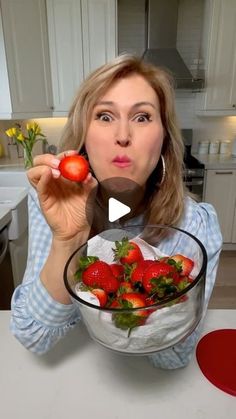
xmin=59 ymin=155 xmax=89 ymax=182
xmin=82 ymin=260 xmax=119 ymax=294
xmin=113 ymin=237 xmax=143 ymax=265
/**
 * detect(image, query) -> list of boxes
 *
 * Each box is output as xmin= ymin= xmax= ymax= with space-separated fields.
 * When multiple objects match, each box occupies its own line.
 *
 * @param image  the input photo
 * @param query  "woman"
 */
xmin=10 ymin=54 xmax=222 ymax=368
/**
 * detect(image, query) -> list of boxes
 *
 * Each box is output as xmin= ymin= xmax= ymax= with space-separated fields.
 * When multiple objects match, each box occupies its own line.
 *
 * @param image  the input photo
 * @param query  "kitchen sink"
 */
xmin=0 ymin=187 xmax=28 ymax=206
xmin=0 ymin=168 xmax=29 ymax=188
xmin=0 ymin=187 xmax=28 ymax=240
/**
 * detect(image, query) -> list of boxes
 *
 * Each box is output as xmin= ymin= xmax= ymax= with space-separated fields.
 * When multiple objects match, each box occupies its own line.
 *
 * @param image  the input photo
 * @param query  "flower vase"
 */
xmin=23 ymin=146 xmax=33 ymax=169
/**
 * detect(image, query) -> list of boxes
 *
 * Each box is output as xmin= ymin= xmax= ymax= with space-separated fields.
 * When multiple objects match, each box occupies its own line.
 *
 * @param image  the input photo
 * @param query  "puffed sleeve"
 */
xmin=148 ymin=197 xmax=222 ymax=369
xmin=10 ymin=188 xmax=81 ymax=354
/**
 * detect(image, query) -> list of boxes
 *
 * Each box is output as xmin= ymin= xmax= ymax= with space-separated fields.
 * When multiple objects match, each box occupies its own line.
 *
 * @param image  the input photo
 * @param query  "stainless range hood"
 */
xmin=143 ymin=0 xmax=204 ymax=90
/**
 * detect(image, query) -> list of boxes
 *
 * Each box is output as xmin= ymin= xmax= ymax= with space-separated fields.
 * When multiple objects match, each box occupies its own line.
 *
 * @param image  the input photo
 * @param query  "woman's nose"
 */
xmin=115 ymin=121 xmax=131 ymax=147
xmin=116 ymin=138 xmax=131 ymax=147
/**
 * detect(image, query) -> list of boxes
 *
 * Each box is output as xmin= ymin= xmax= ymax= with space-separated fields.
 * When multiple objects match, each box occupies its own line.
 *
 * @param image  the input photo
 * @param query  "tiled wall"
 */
xmin=118 ymin=0 xmax=146 ymax=56
xmin=177 ymin=0 xmax=205 ymax=78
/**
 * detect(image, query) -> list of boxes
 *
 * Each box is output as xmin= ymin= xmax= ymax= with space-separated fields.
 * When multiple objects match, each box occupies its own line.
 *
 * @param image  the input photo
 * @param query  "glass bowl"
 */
xmin=63 ymin=225 xmax=207 ymax=355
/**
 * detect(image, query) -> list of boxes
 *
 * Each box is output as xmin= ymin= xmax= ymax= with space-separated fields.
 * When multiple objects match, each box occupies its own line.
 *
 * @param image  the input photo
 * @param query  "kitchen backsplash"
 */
xmin=118 ymin=0 xmax=204 ymax=77
xmin=176 ymin=0 xmax=205 ymax=78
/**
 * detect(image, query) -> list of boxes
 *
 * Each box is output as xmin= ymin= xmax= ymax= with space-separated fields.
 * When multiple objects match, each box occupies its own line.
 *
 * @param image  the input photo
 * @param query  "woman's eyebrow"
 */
xmin=95 ymin=101 xmax=114 ymax=107
xmin=132 ymin=101 xmax=157 ymax=110
xmin=95 ymin=101 xmax=157 ymax=109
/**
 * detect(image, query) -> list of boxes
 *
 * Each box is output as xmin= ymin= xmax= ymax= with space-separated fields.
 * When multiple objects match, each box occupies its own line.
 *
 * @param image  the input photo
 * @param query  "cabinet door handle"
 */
xmin=185 ymin=180 xmax=204 ymax=186
xmin=215 ymin=171 xmax=233 ymax=175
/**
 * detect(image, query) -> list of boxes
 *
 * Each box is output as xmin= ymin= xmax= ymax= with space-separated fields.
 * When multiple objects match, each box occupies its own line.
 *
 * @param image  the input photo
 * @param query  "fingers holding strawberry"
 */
xmin=30 ymin=151 xmax=91 ymax=187
xmin=27 ymin=151 xmax=98 ymax=240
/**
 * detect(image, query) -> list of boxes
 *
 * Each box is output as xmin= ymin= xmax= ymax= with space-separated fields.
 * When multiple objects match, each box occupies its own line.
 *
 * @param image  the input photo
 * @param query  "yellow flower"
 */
xmin=5 ymin=127 xmax=17 ymax=138
xmin=17 ymin=133 xmax=25 ymax=142
xmin=36 ymin=126 xmax=41 ymax=135
xmin=5 ymin=129 xmax=12 ymax=137
xmin=5 ymin=121 xmax=46 ymax=169
xmin=27 ymin=122 xmax=41 ymax=135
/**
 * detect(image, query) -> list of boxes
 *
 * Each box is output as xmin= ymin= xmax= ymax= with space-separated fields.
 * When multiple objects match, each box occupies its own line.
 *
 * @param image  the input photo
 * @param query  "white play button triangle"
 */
xmin=108 ymin=197 xmax=131 ymax=222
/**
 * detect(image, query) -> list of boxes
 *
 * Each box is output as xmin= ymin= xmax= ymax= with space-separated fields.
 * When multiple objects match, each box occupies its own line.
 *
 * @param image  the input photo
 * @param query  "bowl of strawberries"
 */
xmin=64 ymin=225 xmax=207 ymax=355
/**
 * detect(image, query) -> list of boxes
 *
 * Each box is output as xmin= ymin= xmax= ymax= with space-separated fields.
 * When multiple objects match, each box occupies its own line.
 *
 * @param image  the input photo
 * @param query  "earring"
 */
xmin=159 ymin=154 xmax=166 ymax=185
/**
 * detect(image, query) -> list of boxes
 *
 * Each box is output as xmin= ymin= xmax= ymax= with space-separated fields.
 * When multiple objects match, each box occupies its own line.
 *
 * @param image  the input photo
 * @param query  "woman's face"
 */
xmin=85 ymin=74 xmax=165 ymax=186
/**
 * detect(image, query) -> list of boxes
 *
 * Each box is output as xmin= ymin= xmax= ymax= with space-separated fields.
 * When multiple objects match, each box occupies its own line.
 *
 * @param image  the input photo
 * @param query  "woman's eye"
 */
xmin=135 ymin=113 xmax=151 ymax=122
xmin=96 ymin=113 xmax=113 ymax=122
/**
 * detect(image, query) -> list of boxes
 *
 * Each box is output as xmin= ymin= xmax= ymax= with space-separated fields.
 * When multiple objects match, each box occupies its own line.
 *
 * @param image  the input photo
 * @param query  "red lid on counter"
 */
xmin=196 ymin=329 xmax=236 ymax=397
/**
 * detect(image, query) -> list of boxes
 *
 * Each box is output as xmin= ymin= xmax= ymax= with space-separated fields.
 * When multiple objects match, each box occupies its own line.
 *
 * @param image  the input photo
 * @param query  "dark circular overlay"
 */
xmin=196 ymin=329 xmax=236 ymax=396
xmin=85 ymin=176 xmax=146 ymax=241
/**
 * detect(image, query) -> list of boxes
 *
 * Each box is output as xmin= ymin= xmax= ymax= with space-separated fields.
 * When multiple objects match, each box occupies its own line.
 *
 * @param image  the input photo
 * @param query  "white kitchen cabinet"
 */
xmin=0 ymin=0 xmax=53 ymax=119
xmin=232 ymin=205 xmax=236 ymax=243
xmin=204 ymin=169 xmax=236 ymax=243
xmin=81 ymin=0 xmax=117 ymax=77
xmin=196 ymin=0 xmax=236 ymax=116
xmin=46 ymin=0 xmax=84 ymax=115
xmin=46 ymin=0 xmax=117 ymax=115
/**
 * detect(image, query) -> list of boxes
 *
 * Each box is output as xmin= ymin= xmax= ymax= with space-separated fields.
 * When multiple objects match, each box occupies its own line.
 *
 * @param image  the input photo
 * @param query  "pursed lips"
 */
xmin=112 ymin=155 xmax=132 ymax=167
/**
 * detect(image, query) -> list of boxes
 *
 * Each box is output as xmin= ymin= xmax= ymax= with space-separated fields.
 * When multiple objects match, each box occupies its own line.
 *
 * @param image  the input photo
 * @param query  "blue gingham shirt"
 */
xmin=10 ymin=187 xmax=222 ymax=369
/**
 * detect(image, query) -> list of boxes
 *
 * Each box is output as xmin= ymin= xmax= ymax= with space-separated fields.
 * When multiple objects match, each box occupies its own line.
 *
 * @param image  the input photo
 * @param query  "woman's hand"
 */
xmin=27 ymin=151 xmax=98 ymax=241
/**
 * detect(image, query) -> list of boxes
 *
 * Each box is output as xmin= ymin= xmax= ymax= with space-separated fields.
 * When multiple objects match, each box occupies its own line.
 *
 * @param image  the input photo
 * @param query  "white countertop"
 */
xmin=0 ymin=310 xmax=235 ymax=419
xmin=193 ymin=153 xmax=236 ymax=169
xmin=0 ymin=207 xmax=11 ymax=230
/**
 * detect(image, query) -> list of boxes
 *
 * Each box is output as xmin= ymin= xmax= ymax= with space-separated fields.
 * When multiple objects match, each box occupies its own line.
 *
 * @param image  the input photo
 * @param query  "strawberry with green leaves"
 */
xmin=117 ymin=281 xmax=135 ymax=296
xmin=143 ymin=262 xmax=177 ymax=293
xmin=113 ymin=237 xmax=143 ymax=265
xmin=120 ymin=292 xmax=147 ymax=308
xmin=75 ymin=245 xmax=195 ymax=331
xmin=82 ymin=260 xmax=119 ymax=294
xmin=142 ymin=261 xmax=179 ymax=299
xmin=167 ymin=254 xmax=194 ymax=276
xmin=75 ymin=256 xmax=99 ymax=280
xmin=112 ymin=292 xmax=149 ymax=331
xmin=130 ymin=259 xmax=155 ymax=286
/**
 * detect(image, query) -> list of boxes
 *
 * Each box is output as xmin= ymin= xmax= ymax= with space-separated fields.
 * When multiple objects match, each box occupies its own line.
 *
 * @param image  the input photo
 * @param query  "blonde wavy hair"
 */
xmin=59 ymin=54 xmax=187 ymax=227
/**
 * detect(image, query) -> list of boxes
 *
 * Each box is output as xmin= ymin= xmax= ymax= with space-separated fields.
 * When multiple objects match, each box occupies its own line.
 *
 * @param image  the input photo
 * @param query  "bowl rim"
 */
xmin=63 ymin=224 xmax=208 ymax=312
